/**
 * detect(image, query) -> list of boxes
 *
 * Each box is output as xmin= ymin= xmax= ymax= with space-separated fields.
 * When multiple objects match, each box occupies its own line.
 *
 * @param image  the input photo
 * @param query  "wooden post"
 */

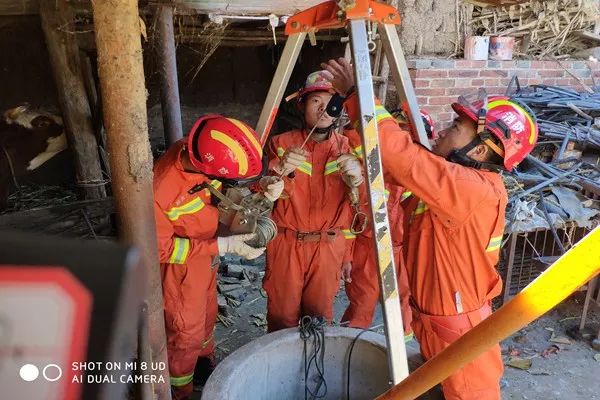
xmin=90 ymin=1 xmax=171 ymax=399
xmin=156 ymin=4 xmax=184 ymax=147
xmin=40 ymin=0 xmax=106 ymax=199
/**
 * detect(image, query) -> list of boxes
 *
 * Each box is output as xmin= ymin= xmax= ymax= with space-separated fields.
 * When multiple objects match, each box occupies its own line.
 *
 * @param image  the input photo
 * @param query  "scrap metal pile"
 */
xmin=503 ymin=82 xmax=600 ymax=234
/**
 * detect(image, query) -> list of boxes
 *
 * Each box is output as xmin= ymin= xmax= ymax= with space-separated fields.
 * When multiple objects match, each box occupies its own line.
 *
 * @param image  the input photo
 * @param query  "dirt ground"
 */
xmin=195 ymin=255 xmax=600 ymax=400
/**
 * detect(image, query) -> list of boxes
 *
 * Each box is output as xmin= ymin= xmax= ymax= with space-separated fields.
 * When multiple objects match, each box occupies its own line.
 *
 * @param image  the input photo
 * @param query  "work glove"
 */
xmin=337 ymin=154 xmax=364 ymax=188
xmin=259 ymin=176 xmax=284 ymax=202
xmin=342 ymin=261 xmax=353 ymax=283
xmin=217 ymin=233 xmax=265 ymax=260
xmin=273 ymin=147 xmax=308 ymax=176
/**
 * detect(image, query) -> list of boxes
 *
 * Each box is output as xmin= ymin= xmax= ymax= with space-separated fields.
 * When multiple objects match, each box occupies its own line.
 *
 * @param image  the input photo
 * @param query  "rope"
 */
xmin=299 ymin=316 xmax=327 ymax=400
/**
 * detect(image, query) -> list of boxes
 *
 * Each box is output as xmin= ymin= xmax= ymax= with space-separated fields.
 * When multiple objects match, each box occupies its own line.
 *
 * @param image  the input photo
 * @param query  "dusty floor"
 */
xmin=195 ymin=256 xmax=600 ymax=399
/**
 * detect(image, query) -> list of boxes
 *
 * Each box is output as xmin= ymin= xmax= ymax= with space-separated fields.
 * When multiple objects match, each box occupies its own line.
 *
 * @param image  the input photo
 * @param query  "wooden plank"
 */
xmin=40 ymin=0 xmax=106 ymax=200
xmin=174 ymin=0 xmax=323 ymax=15
xmin=0 ymin=0 xmax=39 ymax=15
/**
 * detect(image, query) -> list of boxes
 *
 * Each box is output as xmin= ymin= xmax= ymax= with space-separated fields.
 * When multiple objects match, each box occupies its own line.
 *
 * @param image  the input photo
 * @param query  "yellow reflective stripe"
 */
xmin=170 ymin=373 xmax=193 ymax=387
xmin=401 ymin=191 xmax=412 ymax=201
xmin=227 ymin=118 xmax=263 ymax=158
xmin=486 ymin=235 xmax=503 ymax=252
xmin=352 ymin=145 xmax=364 ymax=160
xmin=342 ymin=229 xmax=356 ymax=239
xmin=210 ymin=129 xmax=248 ymax=175
xmin=413 ymin=200 xmax=429 ymax=216
xmin=204 ymin=179 xmax=222 ymax=195
xmin=277 ymin=147 xmax=285 ymax=157
xmin=297 ymin=161 xmax=312 ymax=176
xmin=375 ymin=105 xmax=394 ymax=123
xmin=166 ymin=197 xmax=205 ymax=221
xmin=169 ymin=237 xmax=190 ymax=264
xmin=324 ymin=161 xmax=339 ymax=175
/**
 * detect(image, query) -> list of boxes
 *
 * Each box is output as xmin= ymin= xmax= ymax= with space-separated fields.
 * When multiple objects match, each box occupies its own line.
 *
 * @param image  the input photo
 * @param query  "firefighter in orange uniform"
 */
xmin=153 ymin=115 xmax=283 ymax=399
xmin=263 ymin=71 xmax=364 ymax=332
xmin=341 ymin=109 xmax=436 ymax=334
xmin=323 ymin=58 xmax=538 ymax=400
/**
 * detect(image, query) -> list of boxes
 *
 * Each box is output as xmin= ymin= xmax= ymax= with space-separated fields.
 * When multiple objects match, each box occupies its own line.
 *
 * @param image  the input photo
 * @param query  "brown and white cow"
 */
xmin=0 ymin=104 xmax=74 ymax=209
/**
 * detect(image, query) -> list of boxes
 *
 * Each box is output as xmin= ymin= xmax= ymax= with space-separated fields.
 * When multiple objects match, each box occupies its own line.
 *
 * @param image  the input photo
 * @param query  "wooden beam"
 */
xmin=40 ymin=0 xmax=106 ymax=200
xmin=91 ymin=0 xmax=170 ymax=398
xmin=0 ymin=0 xmax=39 ymax=15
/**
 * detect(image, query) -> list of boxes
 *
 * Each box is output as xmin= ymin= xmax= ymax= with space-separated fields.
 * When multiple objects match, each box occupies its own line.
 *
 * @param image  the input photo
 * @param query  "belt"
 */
xmin=412 ymin=300 xmax=492 ymax=345
xmin=278 ymin=227 xmax=340 ymax=242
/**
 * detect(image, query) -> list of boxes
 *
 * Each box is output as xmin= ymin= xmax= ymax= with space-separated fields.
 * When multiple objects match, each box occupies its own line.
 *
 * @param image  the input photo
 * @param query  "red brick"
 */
xmin=531 ymin=61 xmax=545 ymax=69
xmin=516 ymin=78 xmax=529 ymax=86
xmin=414 ymin=79 xmax=430 ymax=88
xmin=421 ymin=105 xmax=447 ymax=114
xmin=415 ymin=88 xmax=446 ymax=96
xmin=484 ymin=78 xmax=500 ymax=86
xmin=448 ymin=70 xmax=479 ymax=78
xmin=437 ymin=112 xmax=453 ymax=122
xmin=455 ymin=60 xmax=472 ymax=68
xmin=569 ymin=78 xmax=581 ymax=86
xmin=501 ymin=61 xmax=516 ymax=69
xmin=486 ymin=87 xmax=506 ymax=96
xmin=539 ymin=70 xmax=564 ymax=78
xmin=471 ymin=79 xmax=485 ymax=86
xmin=471 ymin=60 xmax=487 ymax=69
xmin=480 ymin=70 xmax=508 ymax=77
xmin=453 ymin=78 xmax=474 ymax=88
xmin=541 ymin=78 xmax=557 ymax=86
xmin=499 ymin=78 xmax=513 ymax=86
xmin=428 ymin=96 xmax=451 ymax=105
xmin=417 ymin=70 xmax=449 ymax=78
xmin=542 ymin=61 xmax=558 ymax=69
xmin=430 ymin=79 xmax=455 ymax=88
xmin=447 ymin=87 xmax=478 ymax=96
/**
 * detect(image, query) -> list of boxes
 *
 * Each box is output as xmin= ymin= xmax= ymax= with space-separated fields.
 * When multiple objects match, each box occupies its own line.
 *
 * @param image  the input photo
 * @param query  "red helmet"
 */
xmin=452 ymin=95 xmax=538 ymax=171
xmin=392 ymin=107 xmax=437 ymax=140
xmin=187 ymin=115 xmax=263 ymax=179
xmin=286 ymin=70 xmax=335 ymax=103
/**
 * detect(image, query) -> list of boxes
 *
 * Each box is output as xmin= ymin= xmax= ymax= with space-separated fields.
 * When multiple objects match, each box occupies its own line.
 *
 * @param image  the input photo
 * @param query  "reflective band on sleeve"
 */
xmin=351 ymin=145 xmax=364 ymax=159
xmin=413 ymin=200 xmax=429 ymax=216
xmin=297 ymin=161 xmax=312 ymax=176
xmin=324 ymin=160 xmax=339 ymax=175
xmin=375 ymin=105 xmax=394 ymax=123
xmin=384 ymin=189 xmax=390 ymax=201
xmin=342 ymin=229 xmax=356 ymax=239
xmin=486 ymin=235 xmax=503 ymax=252
xmin=277 ymin=147 xmax=285 ymax=158
xmin=170 ymin=373 xmax=194 ymax=387
xmin=165 ymin=197 xmax=205 ymax=221
xmin=169 ymin=237 xmax=190 ymax=264
xmin=401 ymin=191 xmax=412 ymax=201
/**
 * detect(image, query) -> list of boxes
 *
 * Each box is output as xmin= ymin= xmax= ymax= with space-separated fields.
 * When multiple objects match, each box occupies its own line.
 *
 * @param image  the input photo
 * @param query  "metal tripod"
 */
xmin=255 ymin=0 xmax=431 ymax=384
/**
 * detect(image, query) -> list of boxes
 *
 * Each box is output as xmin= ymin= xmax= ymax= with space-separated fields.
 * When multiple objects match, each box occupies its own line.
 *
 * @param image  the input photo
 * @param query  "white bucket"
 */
xmin=464 ymin=36 xmax=489 ymax=61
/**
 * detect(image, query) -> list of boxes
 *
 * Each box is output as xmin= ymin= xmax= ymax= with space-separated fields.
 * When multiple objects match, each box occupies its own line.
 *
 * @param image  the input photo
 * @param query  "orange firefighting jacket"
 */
xmin=268 ymin=129 xmax=355 ymax=261
xmin=345 ymin=95 xmax=506 ymax=316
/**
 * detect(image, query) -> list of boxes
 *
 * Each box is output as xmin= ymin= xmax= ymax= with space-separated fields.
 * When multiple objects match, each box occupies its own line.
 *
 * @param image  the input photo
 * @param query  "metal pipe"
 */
xmin=91 ymin=1 xmax=171 ymax=398
xmin=157 ymin=4 xmax=184 ymax=147
xmin=376 ymin=227 xmax=600 ymax=400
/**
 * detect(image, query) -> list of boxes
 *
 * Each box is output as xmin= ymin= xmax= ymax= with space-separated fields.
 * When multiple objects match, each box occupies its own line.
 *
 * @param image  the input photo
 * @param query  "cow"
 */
xmin=0 ymin=104 xmax=74 ymax=209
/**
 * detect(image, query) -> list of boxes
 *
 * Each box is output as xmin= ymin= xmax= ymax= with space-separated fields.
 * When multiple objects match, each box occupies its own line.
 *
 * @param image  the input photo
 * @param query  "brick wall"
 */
xmin=387 ymin=59 xmax=600 ymax=131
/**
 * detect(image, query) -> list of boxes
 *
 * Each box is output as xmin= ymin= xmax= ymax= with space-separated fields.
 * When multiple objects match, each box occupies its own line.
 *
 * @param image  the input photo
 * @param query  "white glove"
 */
xmin=337 ymin=153 xmax=364 ymax=188
xmin=259 ymin=176 xmax=284 ymax=202
xmin=273 ymin=147 xmax=308 ymax=176
xmin=217 ymin=233 xmax=265 ymax=260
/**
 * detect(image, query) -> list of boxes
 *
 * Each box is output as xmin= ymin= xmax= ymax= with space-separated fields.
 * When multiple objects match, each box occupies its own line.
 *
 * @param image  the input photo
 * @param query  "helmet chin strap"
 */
xmin=446 ymin=136 xmax=502 ymax=172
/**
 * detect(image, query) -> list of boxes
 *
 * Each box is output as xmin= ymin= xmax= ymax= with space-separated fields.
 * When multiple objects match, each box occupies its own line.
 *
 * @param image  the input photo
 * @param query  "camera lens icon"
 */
xmin=19 ymin=364 xmax=62 ymax=382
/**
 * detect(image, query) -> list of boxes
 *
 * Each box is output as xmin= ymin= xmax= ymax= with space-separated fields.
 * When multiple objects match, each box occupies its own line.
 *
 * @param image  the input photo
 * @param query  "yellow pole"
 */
xmin=376 ymin=226 xmax=600 ymax=400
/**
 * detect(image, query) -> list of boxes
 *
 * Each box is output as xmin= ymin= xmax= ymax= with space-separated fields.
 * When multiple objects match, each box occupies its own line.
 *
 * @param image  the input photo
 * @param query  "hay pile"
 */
xmin=465 ymin=0 xmax=600 ymax=58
